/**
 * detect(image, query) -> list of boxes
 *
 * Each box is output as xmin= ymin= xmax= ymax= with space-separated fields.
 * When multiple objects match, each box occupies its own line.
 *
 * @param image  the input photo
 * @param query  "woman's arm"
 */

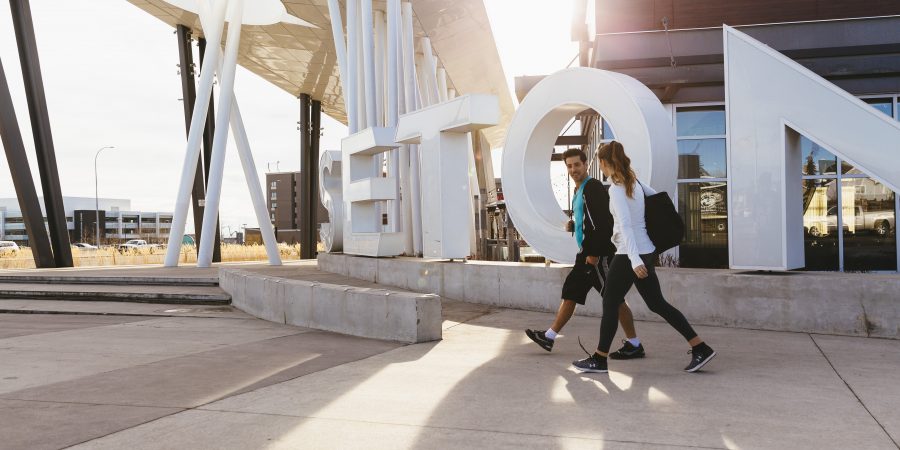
xmin=609 ymin=186 xmax=643 ymax=269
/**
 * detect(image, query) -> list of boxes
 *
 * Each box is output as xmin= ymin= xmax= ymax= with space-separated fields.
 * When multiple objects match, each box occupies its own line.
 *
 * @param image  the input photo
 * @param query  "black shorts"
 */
xmin=561 ymin=253 xmax=607 ymax=305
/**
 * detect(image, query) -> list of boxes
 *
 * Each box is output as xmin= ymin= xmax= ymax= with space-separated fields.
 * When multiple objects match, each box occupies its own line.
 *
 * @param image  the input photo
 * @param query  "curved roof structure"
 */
xmin=126 ymin=0 xmax=514 ymax=147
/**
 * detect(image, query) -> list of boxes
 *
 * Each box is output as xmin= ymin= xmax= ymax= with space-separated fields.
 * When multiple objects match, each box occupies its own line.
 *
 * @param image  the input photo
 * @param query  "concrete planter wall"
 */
xmin=318 ymin=253 xmax=900 ymax=339
xmin=219 ymin=268 xmax=442 ymax=344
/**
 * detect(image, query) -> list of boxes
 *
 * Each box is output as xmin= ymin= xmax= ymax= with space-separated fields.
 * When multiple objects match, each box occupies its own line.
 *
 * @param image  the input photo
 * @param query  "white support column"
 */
xmin=386 ymin=0 xmax=401 ymax=233
xmin=326 ymin=0 xmax=350 ymax=250
xmin=374 ymin=10 xmax=386 ymax=127
xmin=327 ymin=0 xmax=350 ymax=126
xmin=230 ymin=101 xmax=282 ymax=265
xmin=414 ymin=53 xmax=429 ymax=107
xmin=163 ymin=0 xmax=227 ymax=267
xmin=437 ymin=67 xmax=448 ymax=103
xmin=420 ymin=38 xmax=440 ymax=106
xmin=191 ymin=0 xmax=281 ymax=265
xmin=346 ymin=0 xmax=359 ymax=133
xmin=197 ymin=0 xmax=245 ymax=267
xmin=361 ymin=0 xmax=377 ymax=128
xmin=392 ymin=0 xmax=411 ymax=248
xmin=401 ymin=1 xmax=423 ymax=254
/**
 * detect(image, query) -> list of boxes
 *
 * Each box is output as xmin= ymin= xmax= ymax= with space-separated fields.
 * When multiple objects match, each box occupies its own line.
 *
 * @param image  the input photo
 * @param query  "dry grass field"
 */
xmin=0 ymin=244 xmax=305 ymax=269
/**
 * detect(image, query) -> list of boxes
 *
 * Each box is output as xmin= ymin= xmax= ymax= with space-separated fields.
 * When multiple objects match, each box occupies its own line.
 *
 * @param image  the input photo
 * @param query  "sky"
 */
xmin=0 ymin=0 xmax=579 ymax=235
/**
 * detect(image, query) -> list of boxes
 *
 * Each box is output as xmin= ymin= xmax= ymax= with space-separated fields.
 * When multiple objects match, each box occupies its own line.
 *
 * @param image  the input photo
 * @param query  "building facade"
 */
xmin=578 ymin=0 xmax=900 ymax=272
xmin=0 ymin=197 xmax=173 ymax=246
xmin=265 ymin=172 xmax=328 ymax=245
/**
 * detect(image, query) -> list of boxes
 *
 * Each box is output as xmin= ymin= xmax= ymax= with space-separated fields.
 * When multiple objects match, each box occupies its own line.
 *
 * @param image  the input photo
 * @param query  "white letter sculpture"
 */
xmin=396 ymin=94 xmax=500 ymax=259
xmin=342 ymin=127 xmax=403 ymax=256
xmin=502 ymin=67 xmax=677 ymax=264
xmin=319 ymin=150 xmax=342 ymax=252
xmin=725 ymin=26 xmax=900 ymax=269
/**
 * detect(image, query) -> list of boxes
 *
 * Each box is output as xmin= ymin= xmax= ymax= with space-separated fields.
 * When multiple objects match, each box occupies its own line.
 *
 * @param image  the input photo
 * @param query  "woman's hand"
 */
xmin=634 ymin=264 xmax=648 ymax=279
xmin=586 ymin=255 xmax=599 ymax=266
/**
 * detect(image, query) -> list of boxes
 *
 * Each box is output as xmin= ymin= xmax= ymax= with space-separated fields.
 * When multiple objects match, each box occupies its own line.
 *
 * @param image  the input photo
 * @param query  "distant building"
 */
xmin=266 ymin=172 xmax=328 ymax=244
xmin=0 ymin=197 xmax=172 ymax=246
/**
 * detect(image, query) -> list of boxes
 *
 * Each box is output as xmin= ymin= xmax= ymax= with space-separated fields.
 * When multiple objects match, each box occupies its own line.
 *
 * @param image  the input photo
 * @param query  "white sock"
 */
xmin=627 ymin=337 xmax=641 ymax=347
xmin=545 ymin=328 xmax=558 ymax=340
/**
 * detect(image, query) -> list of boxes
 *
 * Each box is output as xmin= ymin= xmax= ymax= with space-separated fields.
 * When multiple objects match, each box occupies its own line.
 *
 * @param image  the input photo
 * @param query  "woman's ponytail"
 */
xmin=596 ymin=141 xmax=637 ymax=198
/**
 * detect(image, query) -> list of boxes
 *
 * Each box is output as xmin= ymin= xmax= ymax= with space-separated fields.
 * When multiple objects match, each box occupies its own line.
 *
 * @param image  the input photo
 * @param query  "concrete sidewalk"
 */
xmin=2 ymin=302 xmax=898 ymax=449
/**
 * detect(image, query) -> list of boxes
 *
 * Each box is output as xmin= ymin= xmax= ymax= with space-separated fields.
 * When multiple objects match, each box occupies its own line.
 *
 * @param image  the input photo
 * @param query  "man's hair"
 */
xmin=562 ymin=148 xmax=587 ymax=163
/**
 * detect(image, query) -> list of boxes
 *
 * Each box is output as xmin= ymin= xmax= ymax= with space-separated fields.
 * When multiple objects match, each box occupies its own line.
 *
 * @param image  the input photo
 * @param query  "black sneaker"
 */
xmin=525 ymin=329 xmax=554 ymax=352
xmin=684 ymin=344 xmax=717 ymax=373
xmin=609 ymin=339 xmax=646 ymax=360
xmin=572 ymin=354 xmax=608 ymax=373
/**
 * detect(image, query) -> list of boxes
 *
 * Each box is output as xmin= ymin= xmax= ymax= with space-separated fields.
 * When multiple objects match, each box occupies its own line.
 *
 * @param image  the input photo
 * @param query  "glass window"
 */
xmin=802 ymin=178 xmax=839 ymax=270
xmin=602 ymin=119 xmax=614 ymax=139
xmin=677 ymin=182 xmax=728 ymax=268
xmin=676 ymin=106 xmax=726 ymax=137
xmin=864 ymin=98 xmax=892 ymax=117
xmin=842 ymin=179 xmax=896 ymax=271
xmin=800 ymin=136 xmax=837 ymax=175
xmin=678 ymin=139 xmax=726 ymax=179
xmin=271 ymin=191 xmax=277 ymax=201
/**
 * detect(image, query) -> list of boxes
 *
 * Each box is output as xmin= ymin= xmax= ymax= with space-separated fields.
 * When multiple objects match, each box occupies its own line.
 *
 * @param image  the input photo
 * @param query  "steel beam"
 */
xmin=10 ymin=0 xmax=72 ymax=267
xmin=0 ymin=58 xmax=54 ymax=268
xmin=298 ymin=93 xmax=312 ymax=259
xmin=308 ymin=99 xmax=321 ymax=258
xmin=197 ymin=37 xmax=222 ymax=262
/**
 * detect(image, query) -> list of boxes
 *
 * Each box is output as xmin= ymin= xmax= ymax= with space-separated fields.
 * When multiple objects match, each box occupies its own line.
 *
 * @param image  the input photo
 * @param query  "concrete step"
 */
xmin=0 ymin=283 xmax=231 ymax=305
xmin=0 ymin=275 xmax=218 ymax=287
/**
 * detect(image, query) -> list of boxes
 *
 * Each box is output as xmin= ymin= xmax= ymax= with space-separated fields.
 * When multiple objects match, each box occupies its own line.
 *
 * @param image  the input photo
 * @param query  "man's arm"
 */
xmin=582 ymin=180 xmax=613 ymax=259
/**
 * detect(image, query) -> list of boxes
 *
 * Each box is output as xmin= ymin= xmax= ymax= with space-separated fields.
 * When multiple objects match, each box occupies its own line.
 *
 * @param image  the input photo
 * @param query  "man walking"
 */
xmin=525 ymin=149 xmax=645 ymax=360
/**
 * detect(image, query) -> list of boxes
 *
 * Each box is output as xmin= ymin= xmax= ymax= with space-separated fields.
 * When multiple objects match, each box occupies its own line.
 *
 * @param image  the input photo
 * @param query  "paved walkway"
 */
xmin=1 ymin=298 xmax=898 ymax=449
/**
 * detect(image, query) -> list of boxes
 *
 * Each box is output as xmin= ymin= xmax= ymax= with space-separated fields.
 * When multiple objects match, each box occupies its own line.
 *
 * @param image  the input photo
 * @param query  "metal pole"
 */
xmin=164 ymin=0 xmax=228 ymax=267
xmin=94 ymin=146 xmax=114 ymax=248
xmin=197 ymin=0 xmax=246 ymax=267
xmin=0 ymin=58 xmax=54 ymax=267
xmin=306 ymin=100 xmax=321 ymax=258
xmin=10 ymin=0 xmax=72 ymax=267
xmin=299 ymin=93 xmax=311 ymax=258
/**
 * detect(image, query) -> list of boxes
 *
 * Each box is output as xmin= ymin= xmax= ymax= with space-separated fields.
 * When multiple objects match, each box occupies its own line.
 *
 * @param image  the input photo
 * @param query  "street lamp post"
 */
xmin=94 ymin=146 xmax=115 ymax=247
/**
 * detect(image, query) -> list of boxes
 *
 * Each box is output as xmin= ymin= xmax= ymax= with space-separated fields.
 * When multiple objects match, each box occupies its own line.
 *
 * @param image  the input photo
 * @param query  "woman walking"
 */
xmin=572 ymin=141 xmax=716 ymax=374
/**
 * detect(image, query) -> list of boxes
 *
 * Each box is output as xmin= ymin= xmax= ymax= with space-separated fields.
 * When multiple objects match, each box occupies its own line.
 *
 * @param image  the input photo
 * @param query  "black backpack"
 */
xmin=638 ymin=181 xmax=684 ymax=253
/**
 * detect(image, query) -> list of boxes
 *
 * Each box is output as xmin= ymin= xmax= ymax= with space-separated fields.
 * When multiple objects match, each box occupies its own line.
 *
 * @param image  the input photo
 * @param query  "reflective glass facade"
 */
xmin=799 ymin=96 xmax=897 ymax=272
xmin=674 ymin=105 xmax=729 ymax=268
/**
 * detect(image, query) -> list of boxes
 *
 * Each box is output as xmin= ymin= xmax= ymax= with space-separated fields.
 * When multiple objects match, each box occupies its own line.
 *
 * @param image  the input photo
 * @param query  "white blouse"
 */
xmin=608 ymin=180 xmax=656 ymax=269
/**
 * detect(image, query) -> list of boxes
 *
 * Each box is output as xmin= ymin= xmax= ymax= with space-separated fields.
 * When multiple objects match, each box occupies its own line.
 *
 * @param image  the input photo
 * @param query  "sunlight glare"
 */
xmin=647 ymin=386 xmax=674 ymax=405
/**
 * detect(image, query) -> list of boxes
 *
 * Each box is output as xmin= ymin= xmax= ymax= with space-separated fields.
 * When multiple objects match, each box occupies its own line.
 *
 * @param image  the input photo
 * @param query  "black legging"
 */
xmin=598 ymin=253 xmax=697 ymax=353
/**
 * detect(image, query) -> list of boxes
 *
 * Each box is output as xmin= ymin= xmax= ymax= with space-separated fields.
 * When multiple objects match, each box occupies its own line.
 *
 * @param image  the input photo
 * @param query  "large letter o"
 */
xmin=502 ymin=68 xmax=677 ymax=264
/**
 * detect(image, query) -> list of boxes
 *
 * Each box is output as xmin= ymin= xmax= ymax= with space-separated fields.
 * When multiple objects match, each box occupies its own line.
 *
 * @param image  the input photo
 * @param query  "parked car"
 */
xmin=117 ymin=239 xmax=162 ymax=252
xmin=0 ymin=241 xmax=19 ymax=255
xmin=72 ymin=243 xmax=98 ymax=251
